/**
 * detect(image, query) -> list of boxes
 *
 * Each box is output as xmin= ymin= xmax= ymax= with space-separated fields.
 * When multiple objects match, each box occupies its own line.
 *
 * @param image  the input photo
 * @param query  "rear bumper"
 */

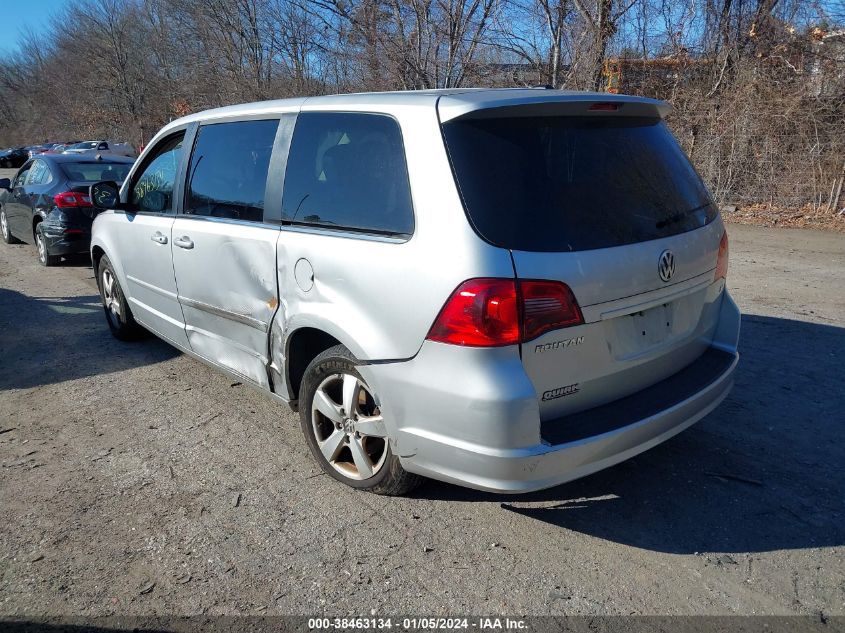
xmin=40 ymin=224 xmax=91 ymax=256
xmin=404 ymin=349 xmax=734 ymax=493
xmin=360 ymin=291 xmax=741 ymax=494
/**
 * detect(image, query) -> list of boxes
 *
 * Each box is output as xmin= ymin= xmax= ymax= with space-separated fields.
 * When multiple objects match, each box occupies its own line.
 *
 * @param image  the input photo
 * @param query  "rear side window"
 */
xmin=25 ymin=160 xmax=51 ymax=185
xmin=185 ymin=119 xmax=279 ymax=223
xmin=282 ymin=112 xmax=414 ymax=236
xmin=442 ymin=116 xmax=717 ymax=252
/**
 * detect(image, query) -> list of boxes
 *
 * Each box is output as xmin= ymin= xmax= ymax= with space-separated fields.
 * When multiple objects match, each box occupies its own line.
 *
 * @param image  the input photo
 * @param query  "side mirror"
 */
xmin=90 ymin=180 xmax=120 ymax=209
xmin=140 ymin=191 xmax=166 ymax=213
xmin=0 ymin=178 xmax=10 ymax=190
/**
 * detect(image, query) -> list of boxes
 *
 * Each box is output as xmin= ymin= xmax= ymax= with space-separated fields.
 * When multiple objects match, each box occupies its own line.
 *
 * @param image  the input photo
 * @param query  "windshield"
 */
xmin=442 ymin=116 xmax=717 ymax=252
xmin=62 ymin=162 xmax=132 ymax=182
xmin=69 ymin=142 xmax=99 ymax=150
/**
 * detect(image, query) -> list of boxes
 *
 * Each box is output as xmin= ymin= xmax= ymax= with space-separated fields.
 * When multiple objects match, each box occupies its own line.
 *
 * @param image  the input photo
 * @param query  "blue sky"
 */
xmin=0 ymin=0 xmax=841 ymax=56
xmin=0 ymin=0 xmax=68 ymax=54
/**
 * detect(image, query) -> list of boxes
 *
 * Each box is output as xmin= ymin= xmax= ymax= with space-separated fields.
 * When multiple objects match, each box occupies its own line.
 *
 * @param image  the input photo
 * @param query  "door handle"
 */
xmin=150 ymin=231 xmax=168 ymax=244
xmin=174 ymin=236 xmax=194 ymax=249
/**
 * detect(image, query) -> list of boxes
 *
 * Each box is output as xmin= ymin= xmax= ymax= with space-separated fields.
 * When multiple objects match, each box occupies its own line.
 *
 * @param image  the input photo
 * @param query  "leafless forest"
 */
xmin=1 ymin=0 xmax=844 ymax=216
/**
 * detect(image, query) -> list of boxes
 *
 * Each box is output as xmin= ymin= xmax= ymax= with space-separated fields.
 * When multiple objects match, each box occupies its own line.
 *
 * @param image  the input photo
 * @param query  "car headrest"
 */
xmin=322 ymin=143 xmax=357 ymax=185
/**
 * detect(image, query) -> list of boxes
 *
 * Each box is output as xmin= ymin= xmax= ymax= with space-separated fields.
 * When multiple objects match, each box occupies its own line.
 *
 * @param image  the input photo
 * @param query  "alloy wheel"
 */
xmin=0 ymin=211 xmax=8 ymax=241
xmin=101 ymin=268 xmax=122 ymax=327
xmin=311 ymin=372 xmax=388 ymax=480
xmin=36 ymin=232 xmax=46 ymax=263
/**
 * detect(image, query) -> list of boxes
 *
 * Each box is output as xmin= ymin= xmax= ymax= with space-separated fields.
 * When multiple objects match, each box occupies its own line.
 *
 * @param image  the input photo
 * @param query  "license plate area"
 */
xmin=631 ymin=304 xmax=673 ymax=345
xmin=607 ymin=300 xmax=693 ymax=360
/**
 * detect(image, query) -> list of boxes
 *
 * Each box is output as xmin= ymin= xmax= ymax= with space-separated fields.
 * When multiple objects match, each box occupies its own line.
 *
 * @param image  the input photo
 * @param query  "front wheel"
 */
xmin=299 ymin=345 xmax=423 ymax=496
xmin=97 ymin=255 xmax=144 ymax=341
xmin=35 ymin=225 xmax=60 ymax=266
xmin=1 ymin=209 xmax=20 ymax=244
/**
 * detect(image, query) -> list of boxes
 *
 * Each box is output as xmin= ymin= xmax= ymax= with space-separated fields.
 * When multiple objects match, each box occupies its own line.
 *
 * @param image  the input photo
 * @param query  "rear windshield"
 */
xmin=442 ymin=116 xmax=717 ymax=252
xmin=62 ymin=162 xmax=132 ymax=183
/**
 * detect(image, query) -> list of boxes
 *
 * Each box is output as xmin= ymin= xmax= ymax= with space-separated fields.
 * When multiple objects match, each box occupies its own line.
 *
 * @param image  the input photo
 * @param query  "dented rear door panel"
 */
xmin=171 ymin=216 xmax=281 ymax=388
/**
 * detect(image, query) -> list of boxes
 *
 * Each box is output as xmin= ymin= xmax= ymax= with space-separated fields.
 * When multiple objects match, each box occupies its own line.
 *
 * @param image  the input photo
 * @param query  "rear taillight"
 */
xmin=715 ymin=231 xmax=729 ymax=281
xmin=426 ymin=278 xmax=583 ymax=347
xmin=54 ymin=191 xmax=92 ymax=208
xmin=521 ymin=280 xmax=583 ymax=340
xmin=426 ymin=279 xmax=520 ymax=347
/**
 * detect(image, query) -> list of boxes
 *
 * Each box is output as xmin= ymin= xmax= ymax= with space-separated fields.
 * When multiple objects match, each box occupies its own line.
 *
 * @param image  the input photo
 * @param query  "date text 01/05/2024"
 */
xmin=307 ymin=616 xmax=528 ymax=630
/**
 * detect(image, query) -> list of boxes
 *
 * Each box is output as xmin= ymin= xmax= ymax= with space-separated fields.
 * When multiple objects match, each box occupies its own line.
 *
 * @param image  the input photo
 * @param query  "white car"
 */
xmin=62 ymin=140 xmax=136 ymax=158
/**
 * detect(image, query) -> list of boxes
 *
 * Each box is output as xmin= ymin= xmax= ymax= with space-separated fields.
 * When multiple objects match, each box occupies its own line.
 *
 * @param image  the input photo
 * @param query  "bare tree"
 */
xmin=0 ymin=0 xmax=842 ymax=220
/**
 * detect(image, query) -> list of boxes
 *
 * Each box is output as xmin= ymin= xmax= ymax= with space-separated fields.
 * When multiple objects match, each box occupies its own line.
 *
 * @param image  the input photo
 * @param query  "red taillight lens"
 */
xmin=426 ymin=279 xmax=520 ymax=347
xmin=427 ymin=278 xmax=583 ymax=347
xmin=54 ymin=191 xmax=92 ymax=208
xmin=715 ymin=231 xmax=729 ymax=281
xmin=521 ymin=280 xmax=583 ymax=340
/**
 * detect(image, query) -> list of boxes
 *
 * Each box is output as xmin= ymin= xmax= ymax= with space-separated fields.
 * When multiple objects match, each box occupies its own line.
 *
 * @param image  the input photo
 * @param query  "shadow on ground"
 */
xmin=0 ymin=287 xmax=178 ymax=390
xmin=418 ymin=314 xmax=845 ymax=554
xmin=0 ymin=624 xmax=169 ymax=633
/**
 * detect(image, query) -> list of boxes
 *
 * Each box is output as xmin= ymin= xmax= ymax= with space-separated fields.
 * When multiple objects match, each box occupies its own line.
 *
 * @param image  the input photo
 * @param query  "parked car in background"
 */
xmin=0 ymin=147 xmax=29 ymax=168
xmin=43 ymin=143 xmax=77 ymax=154
xmin=63 ymin=140 xmax=136 ymax=158
xmin=87 ymin=89 xmax=740 ymax=497
xmin=26 ymin=144 xmax=56 ymax=159
xmin=0 ymin=154 xmax=134 ymax=265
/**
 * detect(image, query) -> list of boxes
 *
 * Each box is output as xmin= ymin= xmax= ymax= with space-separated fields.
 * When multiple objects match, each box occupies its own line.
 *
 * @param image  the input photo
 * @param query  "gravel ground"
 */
xmin=0 ymin=176 xmax=843 ymax=619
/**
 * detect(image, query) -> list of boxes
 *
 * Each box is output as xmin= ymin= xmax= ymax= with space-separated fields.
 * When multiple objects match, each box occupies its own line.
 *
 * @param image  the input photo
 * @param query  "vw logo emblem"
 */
xmin=658 ymin=250 xmax=675 ymax=282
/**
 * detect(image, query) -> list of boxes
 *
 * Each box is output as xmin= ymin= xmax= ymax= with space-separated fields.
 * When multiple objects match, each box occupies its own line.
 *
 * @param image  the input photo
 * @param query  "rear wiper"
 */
xmin=655 ymin=203 xmax=711 ymax=229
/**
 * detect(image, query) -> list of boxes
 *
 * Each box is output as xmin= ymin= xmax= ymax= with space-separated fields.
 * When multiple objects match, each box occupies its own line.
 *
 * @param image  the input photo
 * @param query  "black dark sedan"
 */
xmin=0 ymin=154 xmax=134 ymax=266
xmin=0 ymin=147 xmax=28 ymax=168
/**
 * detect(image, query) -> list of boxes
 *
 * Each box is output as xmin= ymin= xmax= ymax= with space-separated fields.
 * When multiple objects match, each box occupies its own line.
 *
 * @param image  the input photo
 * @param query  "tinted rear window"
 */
xmin=282 ymin=112 xmax=414 ymax=236
xmin=442 ymin=116 xmax=716 ymax=252
xmin=62 ymin=162 xmax=132 ymax=182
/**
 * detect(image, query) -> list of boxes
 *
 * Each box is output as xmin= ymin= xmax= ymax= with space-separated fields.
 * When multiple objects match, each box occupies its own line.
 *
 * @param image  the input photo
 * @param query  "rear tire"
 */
xmin=1 ymin=209 xmax=20 ymax=244
xmin=299 ymin=344 xmax=423 ymax=496
xmin=97 ymin=255 xmax=144 ymax=341
xmin=35 ymin=225 xmax=60 ymax=266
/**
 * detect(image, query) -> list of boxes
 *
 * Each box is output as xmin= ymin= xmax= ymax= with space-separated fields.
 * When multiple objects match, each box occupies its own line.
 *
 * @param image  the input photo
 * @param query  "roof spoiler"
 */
xmin=437 ymin=91 xmax=669 ymax=123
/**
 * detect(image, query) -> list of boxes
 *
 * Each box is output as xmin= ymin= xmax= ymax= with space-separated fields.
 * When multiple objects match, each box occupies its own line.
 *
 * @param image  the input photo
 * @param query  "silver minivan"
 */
xmin=89 ymin=88 xmax=740 ymax=495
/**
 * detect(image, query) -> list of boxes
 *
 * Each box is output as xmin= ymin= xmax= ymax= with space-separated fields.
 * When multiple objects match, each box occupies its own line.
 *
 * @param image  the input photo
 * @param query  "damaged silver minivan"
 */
xmin=89 ymin=88 xmax=740 ymax=495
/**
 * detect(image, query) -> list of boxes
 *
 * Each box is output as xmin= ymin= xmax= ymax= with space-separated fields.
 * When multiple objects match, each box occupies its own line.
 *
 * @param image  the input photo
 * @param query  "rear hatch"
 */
xmin=440 ymin=94 xmax=727 ymax=420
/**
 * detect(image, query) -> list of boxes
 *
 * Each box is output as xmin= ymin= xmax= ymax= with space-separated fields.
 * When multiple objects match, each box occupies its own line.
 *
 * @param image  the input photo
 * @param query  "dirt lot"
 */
xmin=0 ymin=174 xmax=843 ymax=618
